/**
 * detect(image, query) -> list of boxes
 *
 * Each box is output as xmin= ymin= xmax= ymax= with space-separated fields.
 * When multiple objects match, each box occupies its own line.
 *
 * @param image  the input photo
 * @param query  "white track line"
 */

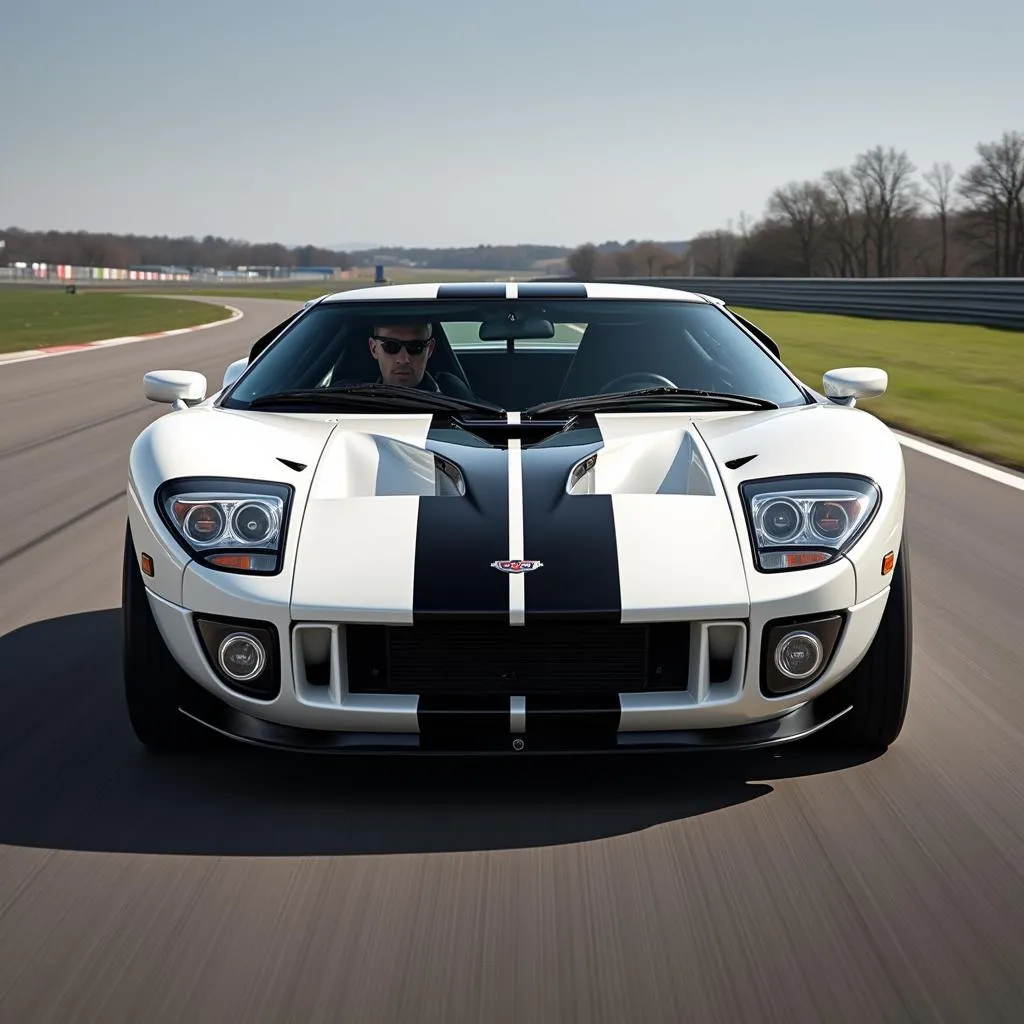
xmin=896 ymin=432 xmax=1024 ymax=492
xmin=0 ymin=304 xmax=244 ymax=368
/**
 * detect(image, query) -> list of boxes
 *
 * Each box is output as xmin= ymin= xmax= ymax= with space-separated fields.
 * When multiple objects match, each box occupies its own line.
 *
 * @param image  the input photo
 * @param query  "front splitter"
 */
xmin=175 ymin=679 xmax=853 ymax=757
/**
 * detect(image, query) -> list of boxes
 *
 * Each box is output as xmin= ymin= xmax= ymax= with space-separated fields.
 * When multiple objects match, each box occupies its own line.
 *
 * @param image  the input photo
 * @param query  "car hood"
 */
xmin=691 ymin=402 xmax=905 ymax=484
xmin=290 ymin=411 xmax=754 ymax=623
xmin=130 ymin=406 xmax=343 ymax=494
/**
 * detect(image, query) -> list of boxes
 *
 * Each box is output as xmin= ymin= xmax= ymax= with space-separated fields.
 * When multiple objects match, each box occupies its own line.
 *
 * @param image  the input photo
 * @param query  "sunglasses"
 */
xmin=373 ymin=336 xmax=431 ymax=355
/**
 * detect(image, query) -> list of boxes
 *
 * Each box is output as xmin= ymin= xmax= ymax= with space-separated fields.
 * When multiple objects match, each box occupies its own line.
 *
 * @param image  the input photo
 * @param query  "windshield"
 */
xmin=221 ymin=297 xmax=810 ymax=413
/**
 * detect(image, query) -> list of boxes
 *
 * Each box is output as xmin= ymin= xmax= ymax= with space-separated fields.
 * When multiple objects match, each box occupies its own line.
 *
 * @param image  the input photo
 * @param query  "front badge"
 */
xmin=491 ymin=559 xmax=543 ymax=574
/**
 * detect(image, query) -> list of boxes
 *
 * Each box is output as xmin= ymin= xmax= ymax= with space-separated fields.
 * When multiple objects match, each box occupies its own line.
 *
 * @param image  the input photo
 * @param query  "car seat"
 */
xmin=557 ymin=316 xmax=713 ymax=399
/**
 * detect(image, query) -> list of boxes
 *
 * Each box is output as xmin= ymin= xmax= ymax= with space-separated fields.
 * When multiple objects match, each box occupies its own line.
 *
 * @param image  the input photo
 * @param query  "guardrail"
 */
xmin=548 ymin=277 xmax=1024 ymax=330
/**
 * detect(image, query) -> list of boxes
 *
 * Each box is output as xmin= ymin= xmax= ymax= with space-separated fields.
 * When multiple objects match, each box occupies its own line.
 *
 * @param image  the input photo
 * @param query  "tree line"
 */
xmin=566 ymin=129 xmax=1024 ymax=279
xmin=0 ymin=229 xmax=356 ymax=272
xmin=0 ymin=229 xmax=588 ymax=274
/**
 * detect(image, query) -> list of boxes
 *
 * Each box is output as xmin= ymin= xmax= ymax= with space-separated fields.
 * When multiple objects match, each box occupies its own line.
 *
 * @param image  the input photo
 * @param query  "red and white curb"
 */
xmin=0 ymin=304 xmax=244 ymax=368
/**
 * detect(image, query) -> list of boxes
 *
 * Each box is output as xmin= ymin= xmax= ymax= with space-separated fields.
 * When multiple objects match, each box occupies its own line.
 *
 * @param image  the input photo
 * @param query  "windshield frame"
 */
xmin=218 ymin=294 xmax=814 ymax=413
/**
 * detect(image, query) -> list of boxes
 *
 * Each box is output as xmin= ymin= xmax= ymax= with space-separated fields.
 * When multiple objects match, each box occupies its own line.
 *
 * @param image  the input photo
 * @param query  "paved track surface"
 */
xmin=1 ymin=297 xmax=1023 ymax=1023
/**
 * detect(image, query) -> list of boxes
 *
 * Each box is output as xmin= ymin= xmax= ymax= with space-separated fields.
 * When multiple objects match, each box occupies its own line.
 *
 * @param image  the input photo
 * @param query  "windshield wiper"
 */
xmin=524 ymin=387 xmax=779 ymax=417
xmin=247 ymin=385 xmax=506 ymax=416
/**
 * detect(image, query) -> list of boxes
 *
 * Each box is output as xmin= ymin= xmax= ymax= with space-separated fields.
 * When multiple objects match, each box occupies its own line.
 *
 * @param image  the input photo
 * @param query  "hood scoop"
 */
xmin=309 ymin=431 xmax=465 ymax=499
xmin=277 ymin=458 xmax=307 ymax=472
xmin=569 ymin=426 xmax=717 ymax=496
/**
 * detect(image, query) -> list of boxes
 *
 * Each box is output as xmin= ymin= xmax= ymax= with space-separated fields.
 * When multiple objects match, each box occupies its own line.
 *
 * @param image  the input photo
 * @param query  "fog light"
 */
xmin=775 ymin=631 xmax=824 ymax=680
xmin=217 ymin=632 xmax=267 ymax=682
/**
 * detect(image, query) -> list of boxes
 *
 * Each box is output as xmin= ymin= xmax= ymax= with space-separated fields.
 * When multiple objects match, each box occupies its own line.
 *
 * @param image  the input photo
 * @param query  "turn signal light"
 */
xmin=208 ymin=553 xmax=257 ymax=570
xmin=882 ymin=551 xmax=895 ymax=576
xmin=140 ymin=552 xmax=154 ymax=577
xmin=760 ymin=551 xmax=830 ymax=569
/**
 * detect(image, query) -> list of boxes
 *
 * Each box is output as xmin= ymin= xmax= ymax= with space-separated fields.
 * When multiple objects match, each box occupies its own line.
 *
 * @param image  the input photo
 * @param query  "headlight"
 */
xmin=740 ymin=474 xmax=880 ymax=571
xmin=156 ymin=477 xmax=293 ymax=574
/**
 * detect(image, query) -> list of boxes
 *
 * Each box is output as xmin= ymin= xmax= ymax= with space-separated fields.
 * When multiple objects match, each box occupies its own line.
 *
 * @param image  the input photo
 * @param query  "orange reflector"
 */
xmin=882 ymin=551 xmax=895 ymax=575
xmin=208 ymin=554 xmax=254 ymax=570
xmin=783 ymin=552 xmax=830 ymax=567
xmin=140 ymin=553 xmax=154 ymax=577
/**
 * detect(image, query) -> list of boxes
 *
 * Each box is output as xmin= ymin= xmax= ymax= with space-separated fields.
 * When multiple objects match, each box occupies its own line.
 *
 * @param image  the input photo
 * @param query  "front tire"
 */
xmin=122 ymin=521 xmax=200 ymax=752
xmin=830 ymin=533 xmax=913 ymax=750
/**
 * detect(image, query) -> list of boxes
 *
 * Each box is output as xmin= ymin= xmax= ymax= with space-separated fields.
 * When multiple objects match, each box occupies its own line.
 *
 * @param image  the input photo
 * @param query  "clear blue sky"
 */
xmin=1 ymin=0 xmax=1021 ymax=249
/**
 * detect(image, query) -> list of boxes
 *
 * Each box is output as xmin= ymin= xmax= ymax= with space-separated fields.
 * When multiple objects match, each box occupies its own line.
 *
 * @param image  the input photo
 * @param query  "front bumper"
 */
xmin=145 ymin=577 xmax=891 ymax=755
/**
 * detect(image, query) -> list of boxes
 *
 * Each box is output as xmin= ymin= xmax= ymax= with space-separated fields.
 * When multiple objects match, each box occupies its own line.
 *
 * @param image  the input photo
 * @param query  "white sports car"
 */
xmin=123 ymin=281 xmax=911 ymax=755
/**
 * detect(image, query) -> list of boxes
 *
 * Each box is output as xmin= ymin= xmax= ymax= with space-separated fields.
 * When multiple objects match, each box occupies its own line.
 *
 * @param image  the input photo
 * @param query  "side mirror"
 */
xmin=222 ymin=357 xmax=248 ymax=390
xmin=144 ymin=370 xmax=208 ymax=411
xmin=823 ymin=367 xmax=887 ymax=407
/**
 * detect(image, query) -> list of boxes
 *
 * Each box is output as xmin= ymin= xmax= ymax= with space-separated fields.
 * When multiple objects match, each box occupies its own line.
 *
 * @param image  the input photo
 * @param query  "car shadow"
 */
xmin=0 ymin=610 xmax=881 ymax=857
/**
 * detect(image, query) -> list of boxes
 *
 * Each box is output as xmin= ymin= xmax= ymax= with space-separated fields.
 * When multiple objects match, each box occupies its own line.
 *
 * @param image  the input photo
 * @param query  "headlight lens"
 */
xmin=740 ymin=474 xmax=879 ymax=571
xmin=157 ymin=478 xmax=293 ymax=574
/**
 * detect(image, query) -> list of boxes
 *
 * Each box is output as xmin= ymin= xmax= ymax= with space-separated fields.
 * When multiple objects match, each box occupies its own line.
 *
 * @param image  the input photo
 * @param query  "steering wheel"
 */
xmin=599 ymin=372 xmax=677 ymax=394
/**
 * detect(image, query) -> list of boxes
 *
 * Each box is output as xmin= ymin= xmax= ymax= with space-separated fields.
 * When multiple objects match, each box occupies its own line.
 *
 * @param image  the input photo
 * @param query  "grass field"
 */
xmin=0 ymin=289 xmax=231 ymax=354
xmin=733 ymin=306 xmax=1024 ymax=472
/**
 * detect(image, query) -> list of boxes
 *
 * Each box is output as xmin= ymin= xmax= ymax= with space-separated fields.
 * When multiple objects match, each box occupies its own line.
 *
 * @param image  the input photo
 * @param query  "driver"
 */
xmin=368 ymin=323 xmax=439 ymax=390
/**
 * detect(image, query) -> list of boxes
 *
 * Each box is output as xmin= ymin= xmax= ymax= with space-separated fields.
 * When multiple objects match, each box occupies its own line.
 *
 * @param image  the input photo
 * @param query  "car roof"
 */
xmin=316 ymin=281 xmax=713 ymax=304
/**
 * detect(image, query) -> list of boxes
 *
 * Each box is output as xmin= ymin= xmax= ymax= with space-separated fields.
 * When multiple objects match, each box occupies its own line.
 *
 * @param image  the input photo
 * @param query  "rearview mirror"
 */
xmin=479 ymin=315 xmax=555 ymax=341
xmin=222 ymin=357 xmax=248 ymax=390
xmin=823 ymin=367 xmax=887 ymax=406
xmin=144 ymin=370 xmax=208 ymax=410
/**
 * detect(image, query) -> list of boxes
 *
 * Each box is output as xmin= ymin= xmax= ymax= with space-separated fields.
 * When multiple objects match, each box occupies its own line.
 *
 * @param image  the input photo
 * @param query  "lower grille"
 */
xmin=345 ymin=621 xmax=690 ymax=695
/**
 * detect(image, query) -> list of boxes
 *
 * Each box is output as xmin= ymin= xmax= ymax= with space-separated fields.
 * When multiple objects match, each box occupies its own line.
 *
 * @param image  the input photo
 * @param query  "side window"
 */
xmin=249 ymin=311 xmax=301 ymax=362
xmin=729 ymin=311 xmax=781 ymax=358
xmin=227 ymin=307 xmax=351 ymax=403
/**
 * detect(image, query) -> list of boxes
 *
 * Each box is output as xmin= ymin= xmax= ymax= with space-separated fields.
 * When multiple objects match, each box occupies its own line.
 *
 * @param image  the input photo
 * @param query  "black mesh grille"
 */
xmin=345 ymin=621 xmax=690 ymax=695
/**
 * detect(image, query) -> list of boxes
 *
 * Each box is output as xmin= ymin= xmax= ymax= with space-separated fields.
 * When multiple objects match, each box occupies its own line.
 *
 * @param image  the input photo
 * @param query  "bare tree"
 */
xmin=922 ymin=161 xmax=957 ymax=275
xmin=567 ymin=243 xmax=599 ymax=279
xmin=733 ymin=220 xmax=807 ymax=276
xmin=687 ymin=127 xmax=1023 ymax=278
xmin=766 ymin=181 xmax=827 ymax=275
xmin=851 ymin=146 xmax=921 ymax=276
xmin=956 ymin=131 xmax=1024 ymax=276
xmin=628 ymin=242 xmax=676 ymax=275
xmin=819 ymin=168 xmax=863 ymax=276
xmin=687 ymin=229 xmax=740 ymax=276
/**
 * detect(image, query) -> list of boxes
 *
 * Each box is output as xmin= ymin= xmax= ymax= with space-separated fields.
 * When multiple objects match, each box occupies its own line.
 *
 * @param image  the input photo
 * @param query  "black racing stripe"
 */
xmin=516 ymin=282 xmax=588 ymax=298
xmin=520 ymin=433 xmax=621 ymax=622
xmin=417 ymin=693 xmax=510 ymax=751
xmin=436 ymin=283 xmax=507 ymax=298
xmin=522 ymin=693 xmax=621 ymax=751
xmin=412 ymin=436 xmax=510 ymax=622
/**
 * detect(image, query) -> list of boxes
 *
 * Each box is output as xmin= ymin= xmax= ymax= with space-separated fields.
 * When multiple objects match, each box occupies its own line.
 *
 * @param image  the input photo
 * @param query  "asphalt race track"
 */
xmin=1 ymin=297 xmax=1022 ymax=1022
